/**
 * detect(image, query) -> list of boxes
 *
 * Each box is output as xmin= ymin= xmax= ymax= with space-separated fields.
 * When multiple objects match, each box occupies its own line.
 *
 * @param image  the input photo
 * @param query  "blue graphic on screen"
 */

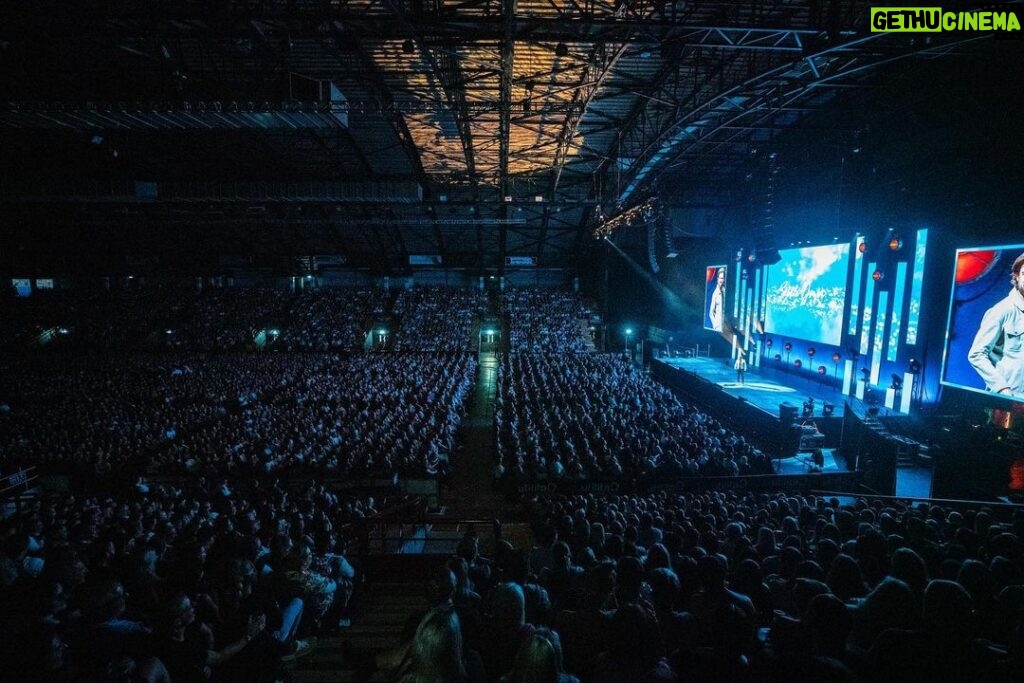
xmin=941 ymin=243 xmax=1024 ymax=402
xmin=765 ymin=244 xmax=851 ymax=346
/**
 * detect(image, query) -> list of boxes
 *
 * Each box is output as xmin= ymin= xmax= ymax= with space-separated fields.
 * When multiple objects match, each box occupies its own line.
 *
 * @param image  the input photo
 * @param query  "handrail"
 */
xmin=0 ymin=466 xmax=38 ymax=496
xmin=811 ymin=490 xmax=1024 ymax=510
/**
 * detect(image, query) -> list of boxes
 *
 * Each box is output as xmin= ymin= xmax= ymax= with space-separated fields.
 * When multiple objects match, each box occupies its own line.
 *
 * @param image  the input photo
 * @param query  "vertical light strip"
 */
xmin=887 ymin=261 xmax=908 ymax=361
xmin=849 ymin=238 xmax=864 ymax=335
xmin=859 ymin=263 xmax=877 ymax=354
xmin=871 ymin=291 xmax=889 ymax=385
xmin=906 ymin=228 xmax=928 ymax=345
xmin=733 ymin=262 xmax=742 ymax=318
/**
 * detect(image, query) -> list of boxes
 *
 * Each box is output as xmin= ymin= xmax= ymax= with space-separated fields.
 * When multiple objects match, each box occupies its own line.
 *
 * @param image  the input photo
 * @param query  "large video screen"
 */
xmin=764 ymin=243 xmax=851 ymax=346
xmin=704 ymin=265 xmax=727 ymax=332
xmin=941 ymin=244 xmax=1024 ymax=401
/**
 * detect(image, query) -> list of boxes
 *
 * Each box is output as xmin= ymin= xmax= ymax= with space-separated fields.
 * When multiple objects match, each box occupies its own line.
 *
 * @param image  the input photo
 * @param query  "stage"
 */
xmin=658 ymin=356 xmax=852 ymax=420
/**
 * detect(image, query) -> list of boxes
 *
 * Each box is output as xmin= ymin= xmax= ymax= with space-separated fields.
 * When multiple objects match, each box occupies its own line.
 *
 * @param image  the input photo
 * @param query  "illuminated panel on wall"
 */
xmin=848 ymin=237 xmax=864 ymax=335
xmin=887 ymin=261 xmax=908 ymax=361
xmin=871 ymin=291 xmax=889 ymax=385
xmin=859 ymin=263 xmax=877 ymax=354
xmin=906 ymin=228 xmax=928 ymax=345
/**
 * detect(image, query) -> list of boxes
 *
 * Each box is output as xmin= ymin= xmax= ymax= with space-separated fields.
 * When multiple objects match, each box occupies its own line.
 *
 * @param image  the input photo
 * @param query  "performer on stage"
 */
xmin=734 ymin=351 xmax=748 ymax=384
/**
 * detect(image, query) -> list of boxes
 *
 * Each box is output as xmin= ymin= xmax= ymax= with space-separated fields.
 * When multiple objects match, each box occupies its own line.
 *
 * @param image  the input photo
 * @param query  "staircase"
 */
xmin=290 ymin=582 xmax=428 ymax=683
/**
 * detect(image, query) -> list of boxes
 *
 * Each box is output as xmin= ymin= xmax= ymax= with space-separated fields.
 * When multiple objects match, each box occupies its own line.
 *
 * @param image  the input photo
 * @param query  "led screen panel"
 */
xmin=704 ymin=265 xmax=727 ymax=332
xmin=941 ymin=244 xmax=1024 ymax=401
xmin=764 ymin=244 xmax=851 ymax=346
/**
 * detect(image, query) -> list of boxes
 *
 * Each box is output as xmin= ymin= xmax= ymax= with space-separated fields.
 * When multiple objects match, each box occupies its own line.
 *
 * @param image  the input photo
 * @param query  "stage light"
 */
xmin=818 ymin=365 xmax=827 ymax=375
xmin=908 ymin=358 xmax=922 ymax=374
xmin=891 ymin=374 xmax=903 ymax=390
xmin=774 ymin=353 xmax=782 ymax=362
xmin=872 ymin=270 xmax=884 ymax=281
xmin=889 ymin=238 xmax=903 ymax=251
xmin=860 ymin=367 xmax=870 ymax=381
xmin=784 ymin=342 xmax=792 ymax=351
xmin=832 ymin=352 xmax=841 ymax=363
xmin=794 ymin=359 xmax=802 ymax=368
xmin=378 ymin=328 xmax=388 ymax=335
xmin=858 ymin=242 xmax=867 ymax=254
xmin=766 ymin=338 xmax=773 ymax=348
xmin=807 ymin=347 xmax=816 ymax=358
xmin=747 ymin=252 xmax=756 ymax=263
xmin=625 ymin=328 xmax=633 ymax=335
xmin=822 ymin=403 xmax=835 ymax=416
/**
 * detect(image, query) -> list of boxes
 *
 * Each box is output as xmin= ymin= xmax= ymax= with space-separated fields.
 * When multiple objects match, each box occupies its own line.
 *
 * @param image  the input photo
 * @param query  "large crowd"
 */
xmin=496 ymin=354 xmax=773 ymax=481
xmin=278 ymin=288 xmax=384 ymax=353
xmin=2 ymin=281 xmax=1024 ymax=683
xmin=500 ymin=288 xmax=594 ymax=353
xmin=393 ymin=286 xmax=486 ymax=353
xmin=2 ymin=282 xmax=390 ymax=353
xmin=352 ymin=490 xmax=1024 ymax=683
xmin=0 ymin=353 xmax=476 ymax=478
xmin=0 ymin=480 xmax=380 ymax=683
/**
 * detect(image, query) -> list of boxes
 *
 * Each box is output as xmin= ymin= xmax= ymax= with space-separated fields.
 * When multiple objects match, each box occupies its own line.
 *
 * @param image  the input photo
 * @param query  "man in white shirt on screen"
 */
xmin=968 ymin=252 xmax=1024 ymax=396
xmin=709 ymin=268 xmax=726 ymax=332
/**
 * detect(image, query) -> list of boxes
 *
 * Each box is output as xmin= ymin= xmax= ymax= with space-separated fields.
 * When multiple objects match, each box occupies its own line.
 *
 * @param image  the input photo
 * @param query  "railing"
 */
xmin=1 ymin=467 xmax=39 ymax=513
xmin=811 ymin=489 xmax=1024 ymax=511
xmin=343 ymin=497 xmax=502 ymax=559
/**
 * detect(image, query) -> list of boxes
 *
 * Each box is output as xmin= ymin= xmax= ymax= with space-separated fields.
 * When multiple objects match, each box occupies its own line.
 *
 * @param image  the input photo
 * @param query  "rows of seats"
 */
xmin=495 ymin=353 xmax=773 ymax=481
xmin=366 ymin=491 xmax=1024 ymax=682
xmin=0 ymin=480 xmax=378 ymax=682
xmin=1 ymin=283 xmax=479 ymax=353
xmin=0 ymin=352 xmax=476 ymax=477
xmin=393 ymin=286 xmax=486 ymax=353
xmin=500 ymin=287 xmax=594 ymax=353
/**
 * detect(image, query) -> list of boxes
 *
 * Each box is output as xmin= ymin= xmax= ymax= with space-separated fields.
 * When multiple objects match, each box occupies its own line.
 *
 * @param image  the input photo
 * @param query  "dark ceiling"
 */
xmin=0 ymin=1 xmax=1014 ymax=274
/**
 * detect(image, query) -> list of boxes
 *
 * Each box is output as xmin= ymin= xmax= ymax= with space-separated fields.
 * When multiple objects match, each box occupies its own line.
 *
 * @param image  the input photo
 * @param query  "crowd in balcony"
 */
xmin=501 ymin=288 xmax=594 ymax=353
xmin=393 ymin=286 xmax=486 ymax=353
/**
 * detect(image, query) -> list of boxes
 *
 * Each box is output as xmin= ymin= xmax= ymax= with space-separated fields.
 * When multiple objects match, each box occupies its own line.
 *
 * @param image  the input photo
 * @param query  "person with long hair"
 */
xmin=397 ymin=607 xmax=483 ymax=683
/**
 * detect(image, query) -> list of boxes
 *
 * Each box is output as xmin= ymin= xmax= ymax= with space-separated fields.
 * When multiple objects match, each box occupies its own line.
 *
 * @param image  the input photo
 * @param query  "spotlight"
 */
xmin=818 ymin=365 xmax=827 ymax=376
xmin=832 ymin=352 xmax=841 ymax=363
xmin=784 ymin=342 xmax=793 ymax=352
xmin=807 ymin=347 xmax=816 ymax=358
xmin=794 ymin=359 xmax=802 ymax=368
xmin=774 ymin=353 xmax=782 ymax=362
xmin=822 ymin=402 xmax=835 ymax=417
xmin=872 ymin=270 xmax=884 ymax=281
xmin=765 ymin=338 xmax=773 ymax=348
xmin=860 ymin=367 xmax=870 ymax=382
xmin=858 ymin=241 xmax=867 ymax=254
xmin=908 ymin=358 xmax=922 ymax=374
xmin=889 ymin=238 xmax=903 ymax=251
xmin=891 ymin=374 xmax=903 ymax=390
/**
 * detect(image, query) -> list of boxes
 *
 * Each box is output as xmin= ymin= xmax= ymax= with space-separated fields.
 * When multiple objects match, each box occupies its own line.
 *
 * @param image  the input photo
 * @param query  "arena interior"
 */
xmin=2 ymin=3 xmax=1024 ymax=682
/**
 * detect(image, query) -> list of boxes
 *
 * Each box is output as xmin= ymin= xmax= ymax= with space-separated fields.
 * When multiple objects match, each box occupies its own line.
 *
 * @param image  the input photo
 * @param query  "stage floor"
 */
xmin=660 ymin=356 xmax=851 ymax=419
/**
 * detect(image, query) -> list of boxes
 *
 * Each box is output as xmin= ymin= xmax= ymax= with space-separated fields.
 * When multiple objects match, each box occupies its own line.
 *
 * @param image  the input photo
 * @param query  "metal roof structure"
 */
xmin=0 ymin=1 xmax=1010 ymax=272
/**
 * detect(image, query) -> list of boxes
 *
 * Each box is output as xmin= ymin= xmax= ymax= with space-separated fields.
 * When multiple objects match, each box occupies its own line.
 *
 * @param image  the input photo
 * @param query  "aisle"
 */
xmin=441 ymin=352 xmax=506 ymax=518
